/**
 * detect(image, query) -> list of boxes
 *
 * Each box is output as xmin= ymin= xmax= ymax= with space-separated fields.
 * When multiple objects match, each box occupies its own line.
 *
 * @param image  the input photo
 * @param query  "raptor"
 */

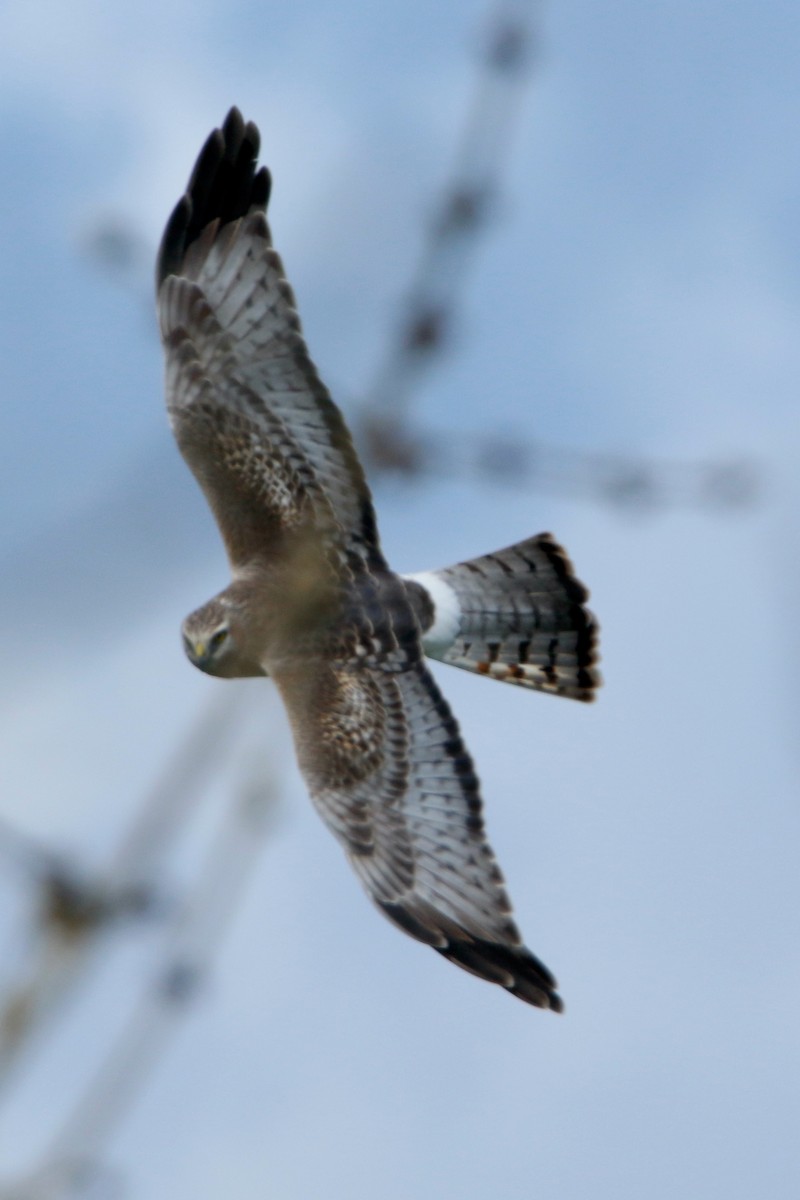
xmin=157 ymin=108 xmax=600 ymax=1010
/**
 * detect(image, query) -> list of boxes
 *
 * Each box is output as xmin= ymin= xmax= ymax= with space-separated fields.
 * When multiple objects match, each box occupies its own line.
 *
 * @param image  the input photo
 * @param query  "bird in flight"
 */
xmin=156 ymin=108 xmax=599 ymax=1011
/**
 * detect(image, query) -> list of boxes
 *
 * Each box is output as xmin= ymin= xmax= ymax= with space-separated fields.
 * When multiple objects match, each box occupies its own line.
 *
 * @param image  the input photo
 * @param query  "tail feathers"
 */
xmin=404 ymin=533 xmax=600 ymax=702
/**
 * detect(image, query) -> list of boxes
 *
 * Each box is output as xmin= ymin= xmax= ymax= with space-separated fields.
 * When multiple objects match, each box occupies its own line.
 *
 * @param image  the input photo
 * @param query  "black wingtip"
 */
xmin=378 ymin=900 xmax=563 ymax=1011
xmin=156 ymin=108 xmax=272 ymax=291
xmin=438 ymin=936 xmax=564 ymax=1012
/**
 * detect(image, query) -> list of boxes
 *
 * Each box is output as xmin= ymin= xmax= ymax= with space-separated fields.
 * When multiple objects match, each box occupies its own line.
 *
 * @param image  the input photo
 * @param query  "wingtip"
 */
xmin=438 ymin=935 xmax=564 ymax=1012
xmin=156 ymin=107 xmax=272 ymax=292
xmin=378 ymin=898 xmax=563 ymax=1011
xmin=221 ymin=105 xmax=245 ymax=139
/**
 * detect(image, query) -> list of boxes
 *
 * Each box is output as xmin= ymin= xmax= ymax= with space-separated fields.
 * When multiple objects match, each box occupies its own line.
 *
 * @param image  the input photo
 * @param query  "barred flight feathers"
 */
xmin=159 ymin=110 xmax=602 ymax=1012
xmin=405 ymin=533 xmax=600 ymax=701
xmin=157 ymin=107 xmax=384 ymax=574
xmin=275 ymin=657 xmax=563 ymax=1012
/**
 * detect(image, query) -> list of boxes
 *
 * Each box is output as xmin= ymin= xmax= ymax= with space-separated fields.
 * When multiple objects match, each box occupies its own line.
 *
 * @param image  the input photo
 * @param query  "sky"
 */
xmin=1 ymin=1 xmax=799 ymax=1197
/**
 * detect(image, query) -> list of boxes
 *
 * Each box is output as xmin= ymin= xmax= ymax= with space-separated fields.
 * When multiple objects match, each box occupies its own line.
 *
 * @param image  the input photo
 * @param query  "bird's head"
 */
xmin=181 ymin=596 xmax=266 ymax=679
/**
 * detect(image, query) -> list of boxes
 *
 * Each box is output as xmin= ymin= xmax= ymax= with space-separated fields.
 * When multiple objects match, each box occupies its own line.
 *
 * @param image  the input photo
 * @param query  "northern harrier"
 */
xmin=157 ymin=109 xmax=599 ymax=1011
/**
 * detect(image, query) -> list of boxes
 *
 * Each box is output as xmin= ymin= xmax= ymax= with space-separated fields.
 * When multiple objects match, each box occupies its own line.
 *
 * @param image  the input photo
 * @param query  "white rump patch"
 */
xmin=403 ymin=571 xmax=462 ymax=656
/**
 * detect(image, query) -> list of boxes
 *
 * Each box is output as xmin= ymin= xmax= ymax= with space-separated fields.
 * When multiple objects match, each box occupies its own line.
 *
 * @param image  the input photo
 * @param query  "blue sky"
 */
xmin=1 ymin=2 xmax=799 ymax=1197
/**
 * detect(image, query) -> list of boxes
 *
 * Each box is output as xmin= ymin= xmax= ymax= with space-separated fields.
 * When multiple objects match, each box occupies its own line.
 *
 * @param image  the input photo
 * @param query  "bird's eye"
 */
xmin=209 ymin=628 xmax=228 ymax=654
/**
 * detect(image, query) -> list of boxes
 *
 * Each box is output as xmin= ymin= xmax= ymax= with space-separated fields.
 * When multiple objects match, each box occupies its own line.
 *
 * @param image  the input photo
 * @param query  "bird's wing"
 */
xmin=274 ymin=652 xmax=562 ymax=1010
xmin=156 ymin=108 xmax=383 ymax=573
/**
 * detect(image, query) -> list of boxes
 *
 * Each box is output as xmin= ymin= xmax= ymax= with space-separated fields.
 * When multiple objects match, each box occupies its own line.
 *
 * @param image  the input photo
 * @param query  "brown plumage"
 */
xmin=157 ymin=108 xmax=601 ymax=1011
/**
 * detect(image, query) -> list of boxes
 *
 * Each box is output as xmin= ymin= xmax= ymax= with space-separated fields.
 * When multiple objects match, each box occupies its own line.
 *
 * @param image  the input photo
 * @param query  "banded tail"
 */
xmin=404 ymin=533 xmax=600 ymax=702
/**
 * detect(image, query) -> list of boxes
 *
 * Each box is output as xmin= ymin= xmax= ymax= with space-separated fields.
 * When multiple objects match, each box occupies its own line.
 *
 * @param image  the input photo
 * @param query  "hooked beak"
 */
xmin=184 ymin=637 xmax=211 ymax=671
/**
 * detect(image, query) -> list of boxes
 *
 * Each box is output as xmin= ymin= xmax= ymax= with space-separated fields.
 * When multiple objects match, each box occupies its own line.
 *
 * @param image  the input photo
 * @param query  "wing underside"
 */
xmin=157 ymin=107 xmax=383 ymax=572
xmin=275 ymin=654 xmax=563 ymax=1010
